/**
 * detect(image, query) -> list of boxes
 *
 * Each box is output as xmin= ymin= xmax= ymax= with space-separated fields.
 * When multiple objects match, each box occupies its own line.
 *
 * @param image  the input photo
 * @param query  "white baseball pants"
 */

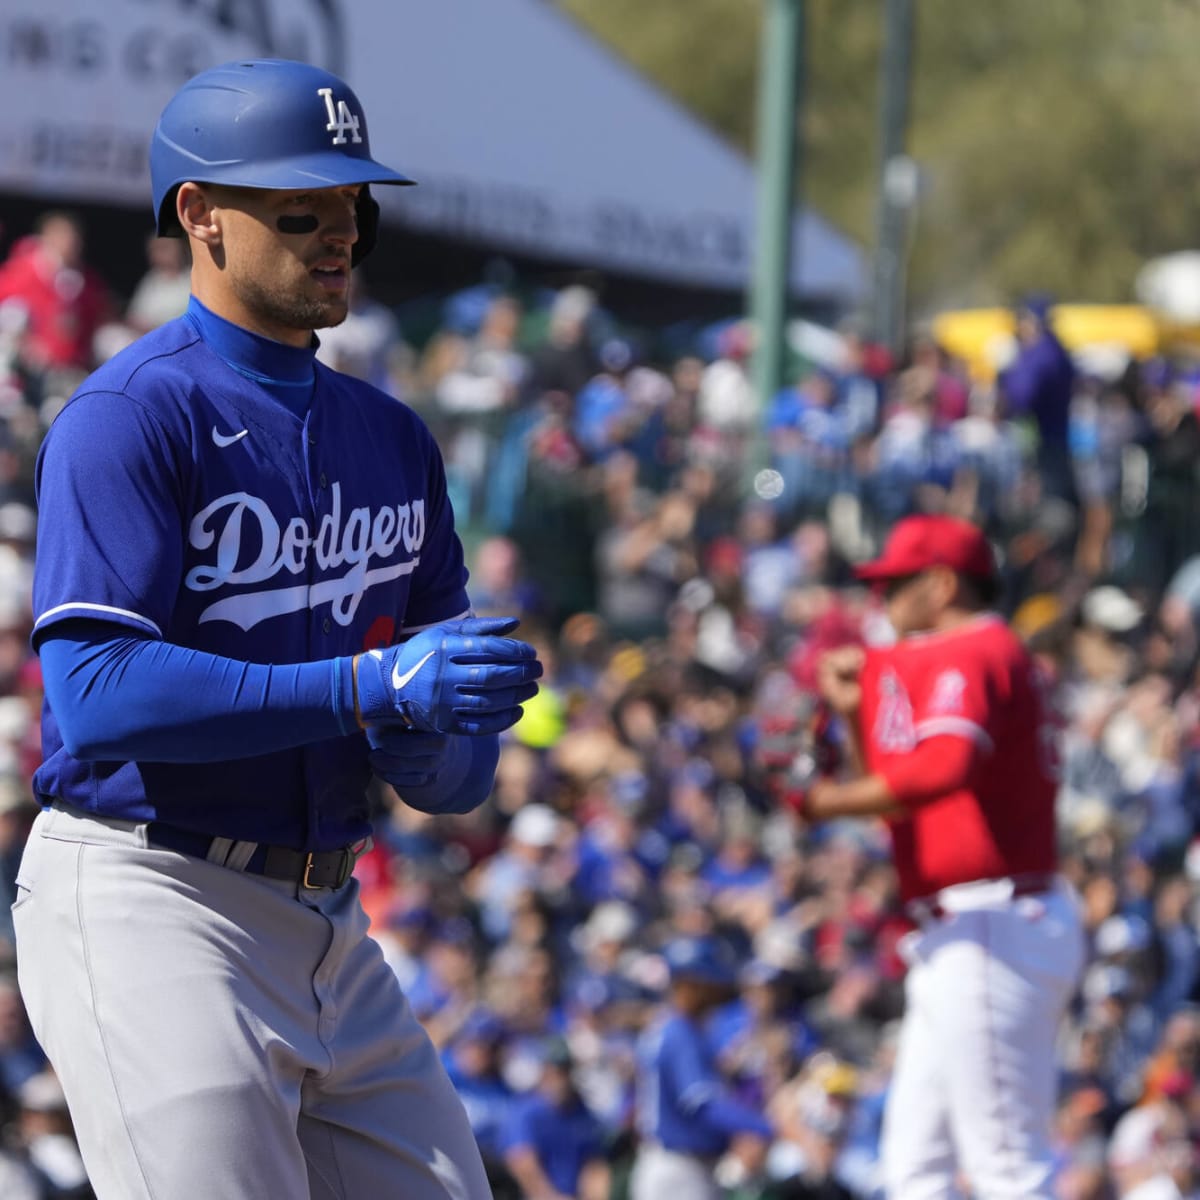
xmin=881 ymin=879 xmax=1085 ymax=1200
xmin=12 ymin=803 xmax=491 ymax=1200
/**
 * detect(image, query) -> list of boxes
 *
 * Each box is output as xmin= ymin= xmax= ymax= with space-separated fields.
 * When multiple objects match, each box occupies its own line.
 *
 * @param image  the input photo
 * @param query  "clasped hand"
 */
xmin=366 ymin=728 xmax=451 ymax=790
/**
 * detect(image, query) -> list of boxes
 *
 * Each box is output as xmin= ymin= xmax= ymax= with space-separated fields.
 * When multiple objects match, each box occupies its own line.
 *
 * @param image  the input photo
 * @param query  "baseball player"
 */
xmin=13 ymin=60 xmax=542 ymax=1200
xmin=631 ymin=936 xmax=774 ymax=1200
xmin=806 ymin=514 xmax=1084 ymax=1199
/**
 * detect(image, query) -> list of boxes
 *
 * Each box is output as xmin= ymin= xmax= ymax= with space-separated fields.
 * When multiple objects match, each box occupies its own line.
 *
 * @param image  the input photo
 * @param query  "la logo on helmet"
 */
xmin=318 ymin=87 xmax=362 ymax=146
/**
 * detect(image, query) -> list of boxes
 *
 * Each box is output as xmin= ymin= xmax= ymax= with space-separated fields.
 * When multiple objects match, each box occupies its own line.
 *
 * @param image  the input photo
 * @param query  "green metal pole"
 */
xmin=747 ymin=0 xmax=804 ymax=493
xmin=872 ymin=0 xmax=915 ymax=356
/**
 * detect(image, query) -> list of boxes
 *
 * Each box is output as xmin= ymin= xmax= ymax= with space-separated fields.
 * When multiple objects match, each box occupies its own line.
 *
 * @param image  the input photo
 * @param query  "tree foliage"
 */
xmin=555 ymin=0 xmax=1200 ymax=312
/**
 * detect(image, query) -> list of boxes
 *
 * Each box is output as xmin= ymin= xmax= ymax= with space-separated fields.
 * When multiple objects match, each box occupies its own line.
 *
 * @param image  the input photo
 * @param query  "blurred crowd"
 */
xmin=1 ymin=211 xmax=1200 ymax=1198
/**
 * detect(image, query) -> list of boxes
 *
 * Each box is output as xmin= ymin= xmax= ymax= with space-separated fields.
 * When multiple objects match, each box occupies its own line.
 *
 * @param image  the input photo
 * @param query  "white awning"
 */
xmin=0 ymin=0 xmax=864 ymax=300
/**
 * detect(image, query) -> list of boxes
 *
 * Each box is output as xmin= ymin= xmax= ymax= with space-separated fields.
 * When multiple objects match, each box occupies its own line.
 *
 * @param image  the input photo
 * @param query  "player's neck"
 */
xmin=933 ymin=604 xmax=984 ymax=633
xmin=188 ymin=278 xmax=312 ymax=349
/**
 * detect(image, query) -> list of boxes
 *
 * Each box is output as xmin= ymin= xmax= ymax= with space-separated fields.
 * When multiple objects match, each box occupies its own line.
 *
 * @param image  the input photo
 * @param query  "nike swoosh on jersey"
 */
xmin=212 ymin=426 xmax=250 ymax=448
xmin=392 ymin=650 xmax=436 ymax=692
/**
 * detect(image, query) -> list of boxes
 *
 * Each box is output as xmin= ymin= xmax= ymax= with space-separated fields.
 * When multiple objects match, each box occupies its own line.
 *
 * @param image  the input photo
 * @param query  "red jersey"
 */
xmin=0 ymin=239 xmax=110 ymax=371
xmin=859 ymin=615 xmax=1058 ymax=902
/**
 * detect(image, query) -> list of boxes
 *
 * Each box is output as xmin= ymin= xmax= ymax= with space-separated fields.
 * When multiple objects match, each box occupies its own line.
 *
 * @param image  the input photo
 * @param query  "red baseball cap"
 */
xmin=854 ymin=515 xmax=997 ymax=584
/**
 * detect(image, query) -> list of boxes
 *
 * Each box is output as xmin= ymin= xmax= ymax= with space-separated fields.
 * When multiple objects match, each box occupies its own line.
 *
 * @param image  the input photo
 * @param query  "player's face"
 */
xmin=206 ymin=185 xmax=361 ymax=346
xmin=674 ymin=978 xmax=735 ymax=1015
xmin=883 ymin=570 xmax=939 ymax=636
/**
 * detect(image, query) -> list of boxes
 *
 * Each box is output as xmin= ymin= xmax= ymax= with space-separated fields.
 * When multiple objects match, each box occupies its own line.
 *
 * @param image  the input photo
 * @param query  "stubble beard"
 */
xmin=235 ymin=272 xmax=349 ymax=335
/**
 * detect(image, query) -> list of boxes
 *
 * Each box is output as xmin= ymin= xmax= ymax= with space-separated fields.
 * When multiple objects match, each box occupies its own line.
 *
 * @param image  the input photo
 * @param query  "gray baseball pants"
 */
xmin=13 ymin=803 xmax=490 ymax=1200
xmin=629 ymin=1144 xmax=721 ymax=1200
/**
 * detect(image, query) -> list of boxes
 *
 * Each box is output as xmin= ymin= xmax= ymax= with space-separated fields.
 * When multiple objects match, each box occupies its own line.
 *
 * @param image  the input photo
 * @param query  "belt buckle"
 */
xmin=302 ymin=852 xmax=320 ymax=890
xmin=302 ymin=848 xmax=355 ymax=890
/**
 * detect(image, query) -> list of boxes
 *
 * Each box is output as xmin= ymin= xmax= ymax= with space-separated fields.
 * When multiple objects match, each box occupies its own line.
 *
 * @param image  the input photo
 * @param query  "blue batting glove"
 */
xmin=354 ymin=616 xmax=542 ymax=735
xmin=366 ymin=725 xmax=498 ymax=815
xmin=367 ymin=726 xmax=451 ymax=790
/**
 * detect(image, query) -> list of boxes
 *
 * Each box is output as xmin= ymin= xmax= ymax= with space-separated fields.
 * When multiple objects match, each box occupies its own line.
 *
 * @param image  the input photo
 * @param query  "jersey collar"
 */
xmin=900 ymin=612 xmax=1003 ymax=644
xmin=184 ymin=295 xmax=318 ymax=386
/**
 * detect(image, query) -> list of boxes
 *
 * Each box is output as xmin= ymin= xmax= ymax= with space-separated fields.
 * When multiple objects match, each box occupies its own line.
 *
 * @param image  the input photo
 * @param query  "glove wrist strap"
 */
xmin=351 ymin=654 xmax=366 ymax=730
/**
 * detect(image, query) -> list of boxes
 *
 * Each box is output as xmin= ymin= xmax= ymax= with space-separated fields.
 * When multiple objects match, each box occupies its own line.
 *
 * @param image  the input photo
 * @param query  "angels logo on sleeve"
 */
xmin=915 ymin=665 xmax=995 ymax=751
xmin=928 ymin=669 xmax=967 ymax=715
xmin=873 ymin=669 xmax=916 ymax=752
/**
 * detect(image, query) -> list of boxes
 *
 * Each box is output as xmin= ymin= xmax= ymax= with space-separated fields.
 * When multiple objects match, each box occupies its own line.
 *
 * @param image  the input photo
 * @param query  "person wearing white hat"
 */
xmin=510 ymin=803 xmax=561 ymax=849
xmin=471 ymin=804 xmax=563 ymax=942
xmin=17 ymin=1069 xmax=89 ymax=1197
xmin=1081 ymin=585 xmax=1144 ymax=635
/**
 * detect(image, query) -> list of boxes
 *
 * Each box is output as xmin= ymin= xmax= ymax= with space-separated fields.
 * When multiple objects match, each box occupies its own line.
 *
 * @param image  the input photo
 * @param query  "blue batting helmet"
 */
xmin=663 ymin=936 xmax=738 ymax=988
xmin=150 ymin=59 xmax=414 ymax=264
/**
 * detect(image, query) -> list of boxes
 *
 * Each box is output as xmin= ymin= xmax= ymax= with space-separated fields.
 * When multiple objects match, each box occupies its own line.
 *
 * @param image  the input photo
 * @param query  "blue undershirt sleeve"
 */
xmin=668 ymin=1023 xmax=773 ymax=1140
xmin=39 ymin=621 xmax=357 ymax=763
xmin=692 ymin=1093 xmax=774 ymax=1140
xmin=384 ymin=732 xmax=499 ymax=815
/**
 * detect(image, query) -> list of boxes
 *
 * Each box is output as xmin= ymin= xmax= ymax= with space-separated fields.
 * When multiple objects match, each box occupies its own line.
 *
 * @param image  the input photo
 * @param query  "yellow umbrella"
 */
xmin=931 ymin=304 xmax=1164 ymax=381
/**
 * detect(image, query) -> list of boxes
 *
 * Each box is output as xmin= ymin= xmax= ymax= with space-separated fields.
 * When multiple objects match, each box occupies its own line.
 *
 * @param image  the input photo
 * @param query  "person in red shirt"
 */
xmin=0 ymin=212 xmax=112 ymax=375
xmin=806 ymin=514 xmax=1084 ymax=1200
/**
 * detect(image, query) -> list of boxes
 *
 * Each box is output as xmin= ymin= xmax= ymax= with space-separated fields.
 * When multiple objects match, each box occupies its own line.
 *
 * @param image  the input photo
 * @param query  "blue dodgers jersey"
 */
xmin=32 ymin=307 xmax=470 ymax=850
xmin=636 ymin=1012 xmax=726 ymax=1156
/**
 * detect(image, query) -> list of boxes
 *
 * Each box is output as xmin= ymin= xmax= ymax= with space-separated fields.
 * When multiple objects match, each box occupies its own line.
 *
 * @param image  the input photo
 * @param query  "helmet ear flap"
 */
xmin=158 ymin=186 xmax=184 ymax=239
xmin=352 ymin=185 xmax=379 ymax=268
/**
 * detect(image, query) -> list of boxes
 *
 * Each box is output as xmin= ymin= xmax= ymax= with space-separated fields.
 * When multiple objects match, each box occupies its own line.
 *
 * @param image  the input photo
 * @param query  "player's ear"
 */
xmin=177 ymin=182 xmax=223 ymax=248
xmin=930 ymin=565 xmax=960 ymax=607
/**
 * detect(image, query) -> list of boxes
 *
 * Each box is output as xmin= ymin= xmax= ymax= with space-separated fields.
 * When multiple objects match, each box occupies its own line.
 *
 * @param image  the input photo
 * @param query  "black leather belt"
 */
xmin=147 ymin=823 xmax=359 ymax=890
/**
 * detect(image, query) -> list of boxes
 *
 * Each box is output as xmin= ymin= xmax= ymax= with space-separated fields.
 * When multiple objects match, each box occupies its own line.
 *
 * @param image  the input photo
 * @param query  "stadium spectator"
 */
xmin=16 ymin=1070 xmax=89 ymax=1198
xmin=500 ymin=1036 xmax=611 ymax=1200
xmin=999 ymin=294 xmax=1077 ymax=505
xmin=0 ymin=1070 xmax=42 ymax=1200
xmin=0 ymin=213 xmax=111 ymax=378
xmin=124 ymin=234 xmax=190 ymax=334
xmin=469 ymin=803 xmax=567 ymax=943
xmin=315 ymin=272 xmax=405 ymax=393
xmin=527 ymin=285 xmax=598 ymax=399
xmin=442 ymin=1011 xmax=516 ymax=1194
xmin=1134 ymin=370 xmax=1200 ymax=597
xmin=0 ymin=976 xmax=44 ymax=1095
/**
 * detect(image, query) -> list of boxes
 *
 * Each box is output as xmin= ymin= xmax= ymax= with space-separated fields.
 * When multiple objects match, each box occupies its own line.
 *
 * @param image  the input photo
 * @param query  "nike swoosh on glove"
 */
xmin=355 ymin=616 xmax=542 ymax=735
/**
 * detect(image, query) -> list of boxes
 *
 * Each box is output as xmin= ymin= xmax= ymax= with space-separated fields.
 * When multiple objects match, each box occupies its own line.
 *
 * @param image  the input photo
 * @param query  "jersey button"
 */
xmin=322 ymin=617 xmax=332 ymax=634
xmin=319 ymin=472 xmax=328 ymax=488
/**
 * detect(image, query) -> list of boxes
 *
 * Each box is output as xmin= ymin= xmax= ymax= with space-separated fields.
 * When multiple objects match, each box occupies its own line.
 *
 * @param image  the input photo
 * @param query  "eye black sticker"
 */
xmin=276 ymin=215 xmax=320 ymax=235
